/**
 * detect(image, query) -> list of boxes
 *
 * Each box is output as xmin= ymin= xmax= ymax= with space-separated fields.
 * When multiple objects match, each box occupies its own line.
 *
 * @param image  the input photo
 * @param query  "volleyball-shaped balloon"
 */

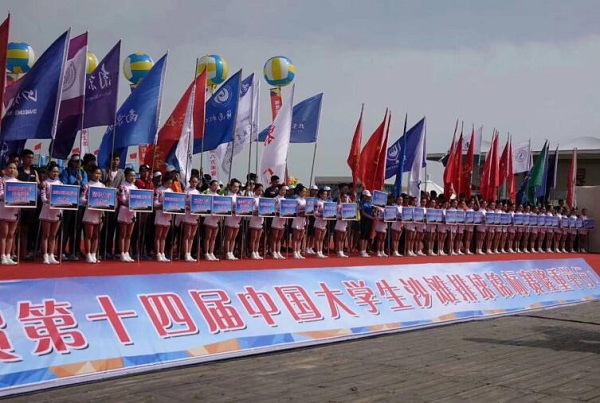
xmin=86 ymin=52 xmax=98 ymax=75
xmin=196 ymin=54 xmax=228 ymax=86
xmin=123 ymin=52 xmax=154 ymax=85
xmin=6 ymin=42 xmax=35 ymax=75
xmin=263 ymin=56 xmax=295 ymax=87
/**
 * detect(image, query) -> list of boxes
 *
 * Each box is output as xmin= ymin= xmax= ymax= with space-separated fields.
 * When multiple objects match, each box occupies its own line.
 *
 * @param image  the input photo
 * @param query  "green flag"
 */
xmin=526 ymin=141 xmax=548 ymax=205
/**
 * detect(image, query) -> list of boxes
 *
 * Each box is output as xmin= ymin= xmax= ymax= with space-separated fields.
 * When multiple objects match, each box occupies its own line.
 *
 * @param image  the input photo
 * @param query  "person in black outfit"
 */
xmin=17 ymin=149 xmax=40 ymax=259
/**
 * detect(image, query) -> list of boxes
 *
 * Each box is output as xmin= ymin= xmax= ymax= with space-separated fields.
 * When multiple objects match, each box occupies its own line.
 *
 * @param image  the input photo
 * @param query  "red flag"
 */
xmin=460 ymin=126 xmax=475 ymax=199
xmin=479 ymin=131 xmax=493 ymax=201
xmin=34 ymin=142 xmax=42 ymax=151
xmin=0 ymin=15 xmax=9 ymax=132
xmin=480 ymin=131 xmax=500 ymax=202
xmin=373 ymin=111 xmax=391 ymax=191
xmin=507 ymin=139 xmax=515 ymax=203
xmin=452 ymin=131 xmax=463 ymax=198
xmin=567 ymin=148 xmax=577 ymax=208
xmin=443 ymin=120 xmax=458 ymax=199
xmin=144 ymin=69 xmax=207 ymax=172
xmin=129 ymin=152 xmax=137 ymax=160
xmin=498 ymin=138 xmax=509 ymax=185
xmin=347 ymin=104 xmax=364 ymax=190
xmin=489 ymin=132 xmax=500 ymax=201
xmin=358 ymin=109 xmax=388 ymax=191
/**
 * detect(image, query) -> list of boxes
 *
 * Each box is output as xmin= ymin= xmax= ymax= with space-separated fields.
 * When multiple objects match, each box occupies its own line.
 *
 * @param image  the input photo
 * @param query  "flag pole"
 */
xmin=49 ymin=29 xmax=71 ymax=161
xmin=308 ymin=93 xmax=323 ymax=187
xmin=77 ymin=32 xmax=89 ymax=159
xmin=227 ymin=71 xmax=243 ymax=184
xmin=200 ymin=84 xmax=216 ymax=173
xmin=246 ymin=75 xmax=254 ymax=179
xmin=185 ymin=59 xmax=199 ymax=184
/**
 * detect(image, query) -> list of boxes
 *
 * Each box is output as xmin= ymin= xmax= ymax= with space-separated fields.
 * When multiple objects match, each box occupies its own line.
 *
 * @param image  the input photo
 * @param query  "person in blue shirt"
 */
xmin=59 ymin=154 xmax=88 ymax=260
xmin=359 ymin=190 xmax=375 ymax=257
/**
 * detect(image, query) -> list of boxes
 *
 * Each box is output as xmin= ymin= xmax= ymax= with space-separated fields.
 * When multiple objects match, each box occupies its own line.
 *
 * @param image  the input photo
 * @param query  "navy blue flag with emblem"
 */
xmin=257 ymin=93 xmax=323 ymax=143
xmin=385 ymin=117 xmax=426 ymax=179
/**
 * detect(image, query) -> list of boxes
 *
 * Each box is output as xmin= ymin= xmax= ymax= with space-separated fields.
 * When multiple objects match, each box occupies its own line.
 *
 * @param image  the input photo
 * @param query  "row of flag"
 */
xmin=0 ymin=16 xmax=324 ymax=185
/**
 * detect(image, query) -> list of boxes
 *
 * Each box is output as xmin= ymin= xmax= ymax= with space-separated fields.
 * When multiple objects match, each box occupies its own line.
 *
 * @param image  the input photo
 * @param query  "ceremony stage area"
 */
xmin=2 ymin=252 xmax=600 ymax=281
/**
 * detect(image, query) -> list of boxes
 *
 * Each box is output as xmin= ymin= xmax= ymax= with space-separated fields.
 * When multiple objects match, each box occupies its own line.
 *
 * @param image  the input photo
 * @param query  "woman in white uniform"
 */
xmin=291 ymin=185 xmax=308 ymax=259
xmin=81 ymin=167 xmax=106 ymax=263
xmin=181 ymin=176 xmax=201 ymax=262
xmin=39 ymin=163 xmax=62 ymax=264
xmin=203 ymin=180 xmax=221 ymax=261
xmin=153 ymin=173 xmax=174 ymax=262
xmin=0 ymin=162 xmax=21 ymax=265
xmin=313 ymin=189 xmax=329 ymax=258
xmin=249 ymin=184 xmax=265 ymax=259
xmin=224 ymin=178 xmax=242 ymax=260
xmin=117 ymin=168 xmax=137 ymax=263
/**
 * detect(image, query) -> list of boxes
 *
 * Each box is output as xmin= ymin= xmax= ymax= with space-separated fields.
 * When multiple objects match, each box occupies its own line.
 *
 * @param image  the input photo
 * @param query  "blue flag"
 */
xmin=392 ymin=114 xmax=408 ymax=196
xmin=193 ymin=70 xmax=242 ymax=153
xmin=98 ymin=54 xmax=167 ymax=169
xmin=257 ymin=93 xmax=323 ymax=143
xmin=1 ymin=31 xmax=69 ymax=141
xmin=84 ymin=41 xmax=120 ymax=128
xmin=385 ymin=117 xmax=426 ymax=180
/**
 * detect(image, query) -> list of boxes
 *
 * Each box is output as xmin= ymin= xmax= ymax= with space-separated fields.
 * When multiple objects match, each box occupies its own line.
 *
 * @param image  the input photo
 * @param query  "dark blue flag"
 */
xmin=193 ymin=70 xmax=242 ymax=153
xmin=257 ymin=93 xmax=323 ymax=143
xmin=385 ymin=117 xmax=426 ymax=180
xmin=98 ymin=54 xmax=167 ymax=169
xmin=84 ymin=41 xmax=120 ymax=128
xmin=1 ymin=31 xmax=69 ymax=141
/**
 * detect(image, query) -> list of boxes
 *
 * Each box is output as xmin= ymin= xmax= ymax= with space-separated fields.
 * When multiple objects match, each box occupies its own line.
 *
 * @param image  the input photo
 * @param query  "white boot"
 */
xmin=43 ymin=254 xmax=51 ymax=265
xmin=49 ymin=254 xmax=59 ymax=264
xmin=86 ymin=253 xmax=94 ymax=263
xmin=317 ymin=251 xmax=328 ymax=258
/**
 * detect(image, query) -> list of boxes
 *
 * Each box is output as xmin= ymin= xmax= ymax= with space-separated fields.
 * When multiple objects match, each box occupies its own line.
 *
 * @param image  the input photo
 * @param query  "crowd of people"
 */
xmin=0 ymin=149 xmax=593 ymax=265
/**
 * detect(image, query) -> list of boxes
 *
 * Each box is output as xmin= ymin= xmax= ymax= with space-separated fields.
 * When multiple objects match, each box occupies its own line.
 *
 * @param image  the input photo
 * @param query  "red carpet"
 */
xmin=1 ymin=252 xmax=598 ymax=281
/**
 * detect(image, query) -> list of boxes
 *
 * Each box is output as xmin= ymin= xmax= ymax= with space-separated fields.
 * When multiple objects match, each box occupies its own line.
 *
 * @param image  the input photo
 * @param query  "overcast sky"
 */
xmin=5 ymin=0 xmax=600 ymax=184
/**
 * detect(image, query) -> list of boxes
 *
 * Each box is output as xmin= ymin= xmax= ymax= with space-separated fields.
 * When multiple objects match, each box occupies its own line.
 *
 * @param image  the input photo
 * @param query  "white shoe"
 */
xmin=87 ymin=254 xmax=95 ymax=263
xmin=392 ymin=251 xmax=402 ymax=257
xmin=467 ymin=250 xmax=474 ymax=255
xmin=439 ymin=251 xmax=447 ymax=256
xmin=184 ymin=253 xmax=196 ymax=262
xmin=417 ymin=251 xmax=425 ymax=256
xmin=49 ymin=254 xmax=60 ymax=264
xmin=205 ymin=253 xmax=213 ymax=261
xmin=458 ymin=250 xmax=465 ymax=255
xmin=317 ymin=251 xmax=328 ymax=258
xmin=121 ymin=253 xmax=130 ymax=262
xmin=209 ymin=253 xmax=219 ymax=261
xmin=376 ymin=251 xmax=383 ymax=257
xmin=360 ymin=251 xmax=370 ymax=258
xmin=305 ymin=248 xmax=316 ymax=255
xmin=276 ymin=251 xmax=286 ymax=260
xmin=43 ymin=254 xmax=51 ymax=265
xmin=508 ymin=248 xmax=515 ymax=253
xmin=125 ymin=252 xmax=135 ymax=262
xmin=538 ymin=248 xmax=544 ymax=253
xmin=293 ymin=252 xmax=301 ymax=259
xmin=6 ymin=256 xmax=17 ymax=265
xmin=226 ymin=252 xmax=236 ymax=261
xmin=581 ymin=248 xmax=587 ymax=253
xmin=337 ymin=251 xmax=348 ymax=258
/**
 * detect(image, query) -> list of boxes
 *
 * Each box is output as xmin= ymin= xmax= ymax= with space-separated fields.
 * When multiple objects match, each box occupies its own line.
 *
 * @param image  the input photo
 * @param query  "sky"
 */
xmin=4 ymin=0 xmax=600 ymax=184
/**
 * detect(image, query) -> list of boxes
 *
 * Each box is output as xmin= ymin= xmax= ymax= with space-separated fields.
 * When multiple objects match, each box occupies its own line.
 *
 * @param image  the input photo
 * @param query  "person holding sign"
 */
xmin=358 ymin=190 xmax=374 ymax=258
xmin=313 ymin=189 xmax=329 ymax=259
xmin=117 ymin=168 xmax=138 ymax=263
xmin=249 ymin=184 xmax=265 ymax=259
xmin=39 ymin=163 xmax=63 ymax=264
xmin=475 ymin=200 xmax=487 ymax=255
xmin=154 ymin=173 xmax=174 ymax=262
xmin=291 ymin=185 xmax=308 ymax=259
xmin=0 ymin=162 xmax=21 ymax=265
xmin=203 ymin=180 xmax=221 ymax=261
xmin=180 ymin=176 xmax=201 ymax=262
xmin=223 ymin=179 xmax=242 ymax=260
xmin=81 ymin=167 xmax=106 ymax=264
xmin=567 ymin=207 xmax=578 ymax=253
xmin=270 ymin=185 xmax=288 ymax=260
xmin=334 ymin=193 xmax=351 ymax=258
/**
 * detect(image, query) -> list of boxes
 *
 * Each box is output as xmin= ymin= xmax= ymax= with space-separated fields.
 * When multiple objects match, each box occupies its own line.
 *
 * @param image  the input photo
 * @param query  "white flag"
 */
xmin=175 ymin=86 xmax=195 ymax=184
xmin=512 ymin=140 xmax=531 ymax=174
xmin=409 ymin=117 xmax=426 ymax=202
xmin=80 ymin=129 xmax=90 ymax=155
xmin=214 ymin=74 xmax=260 ymax=176
xmin=462 ymin=125 xmax=483 ymax=156
xmin=260 ymin=85 xmax=294 ymax=185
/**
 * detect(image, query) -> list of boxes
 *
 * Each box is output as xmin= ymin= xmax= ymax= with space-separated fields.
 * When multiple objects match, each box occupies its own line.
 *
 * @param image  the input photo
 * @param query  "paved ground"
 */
xmin=6 ymin=301 xmax=600 ymax=402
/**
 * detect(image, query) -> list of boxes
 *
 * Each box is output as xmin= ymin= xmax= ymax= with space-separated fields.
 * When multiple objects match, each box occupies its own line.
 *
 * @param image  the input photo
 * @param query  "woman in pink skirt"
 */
xmin=81 ymin=167 xmax=105 ymax=263
xmin=39 ymin=162 xmax=62 ymax=264
xmin=117 ymin=168 xmax=137 ymax=263
xmin=0 ymin=162 xmax=21 ymax=265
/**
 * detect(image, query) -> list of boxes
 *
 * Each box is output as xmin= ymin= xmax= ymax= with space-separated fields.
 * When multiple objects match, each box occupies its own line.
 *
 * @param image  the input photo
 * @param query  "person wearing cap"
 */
xmin=59 ymin=154 xmax=88 ymax=261
xmin=168 ymin=166 xmax=184 ymax=193
xmin=152 ymin=170 xmax=163 ymax=188
xmin=358 ymin=190 xmax=374 ymax=257
xmin=135 ymin=165 xmax=154 ymax=190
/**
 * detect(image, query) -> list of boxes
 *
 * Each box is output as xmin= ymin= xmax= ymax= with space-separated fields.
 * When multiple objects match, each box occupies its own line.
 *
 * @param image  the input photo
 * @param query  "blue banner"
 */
xmin=279 ymin=199 xmax=297 ymax=218
xmin=402 ymin=207 xmax=414 ymax=221
xmin=385 ymin=117 xmax=427 ymax=180
xmin=427 ymin=209 xmax=442 ymax=223
xmin=87 ymin=187 xmax=116 ymax=212
xmin=323 ymin=202 xmax=338 ymax=220
xmin=1 ymin=32 xmax=69 ymax=141
xmin=49 ymin=184 xmax=79 ymax=210
xmin=98 ymin=54 xmax=168 ymax=169
xmin=384 ymin=206 xmax=397 ymax=222
xmin=413 ymin=207 xmax=425 ymax=222
xmin=193 ymin=70 xmax=242 ymax=153
xmin=163 ymin=192 xmax=186 ymax=214
xmin=372 ymin=190 xmax=387 ymax=207
xmin=212 ymin=196 xmax=233 ymax=216
xmin=4 ymin=182 xmax=37 ymax=208
xmin=0 ymin=259 xmax=598 ymax=396
xmin=191 ymin=194 xmax=212 ymax=215
xmin=257 ymin=93 xmax=323 ymax=143
xmin=129 ymin=189 xmax=153 ymax=212
xmin=304 ymin=197 xmax=316 ymax=215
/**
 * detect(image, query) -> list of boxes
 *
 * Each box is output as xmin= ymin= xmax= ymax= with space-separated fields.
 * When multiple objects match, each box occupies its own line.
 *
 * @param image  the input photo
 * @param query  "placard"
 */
xmin=522 ymin=214 xmax=530 ymax=226
xmin=560 ymin=217 xmax=570 ymax=228
xmin=323 ymin=202 xmax=338 ymax=220
xmin=87 ymin=187 xmax=117 ymax=212
xmin=529 ymin=214 xmax=538 ymax=226
xmin=258 ymin=197 xmax=277 ymax=217
xmin=446 ymin=210 xmax=456 ymax=224
xmin=304 ymin=197 xmax=316 ymax=215
xmin=402 ymin=207 xmax=414 ymax=222
xmin=190 ymin=194 xmax=212 ymax=215
xmin=413 ymin=207 xmax=425 ymax=222
xmin=514 ymin=214 xmax=524 ymax=225
xmin=163 ymin=192 xmax=186 ymax=214
xmin=212 ymin=195 xmax=233 ymax=216
xmin=500 ymin=213 xmax=511 ymax=225
xmin=372 ymin=190 xmax=387 ymax=207
xmin=279 ymin=199 xmax=297 ymax=218
xmin=551 ymin=216 xmax=559 ymax=227
xmin=427 ymin=209 xmax=442 ymax=223
xmin=384 ymin=206 xmax=398 ymax=222
xmin=464 ymin=210 xmax=475 ymax=224
xmin=129 ymin=189 xmax=153 ymax=212
xmin=493 ymin=212 xmax=502 ymax=225
xmin=486 ymin=211 xmax=495 ymax=225
xmin=235 ymin=196 xmax=254 ymax=216
xmin=455 ymin=210 xmax=466 ymax=224
xmin=584 ymin=219 xmax=595 ymax=229
xmin=473 ymin=211 xmax=483 ymax=224
xmin=575 ymin=218 xmax=584 ymax=229
xmin=341 ymin=203 xmax=357 ymax=220
xmin=537 ymin=215 xmax=546 ymax=227
xmin=4 ymin=181 xmax=37 ymax=208
xmin=50 ymin=184 xmax=80 ymax=210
